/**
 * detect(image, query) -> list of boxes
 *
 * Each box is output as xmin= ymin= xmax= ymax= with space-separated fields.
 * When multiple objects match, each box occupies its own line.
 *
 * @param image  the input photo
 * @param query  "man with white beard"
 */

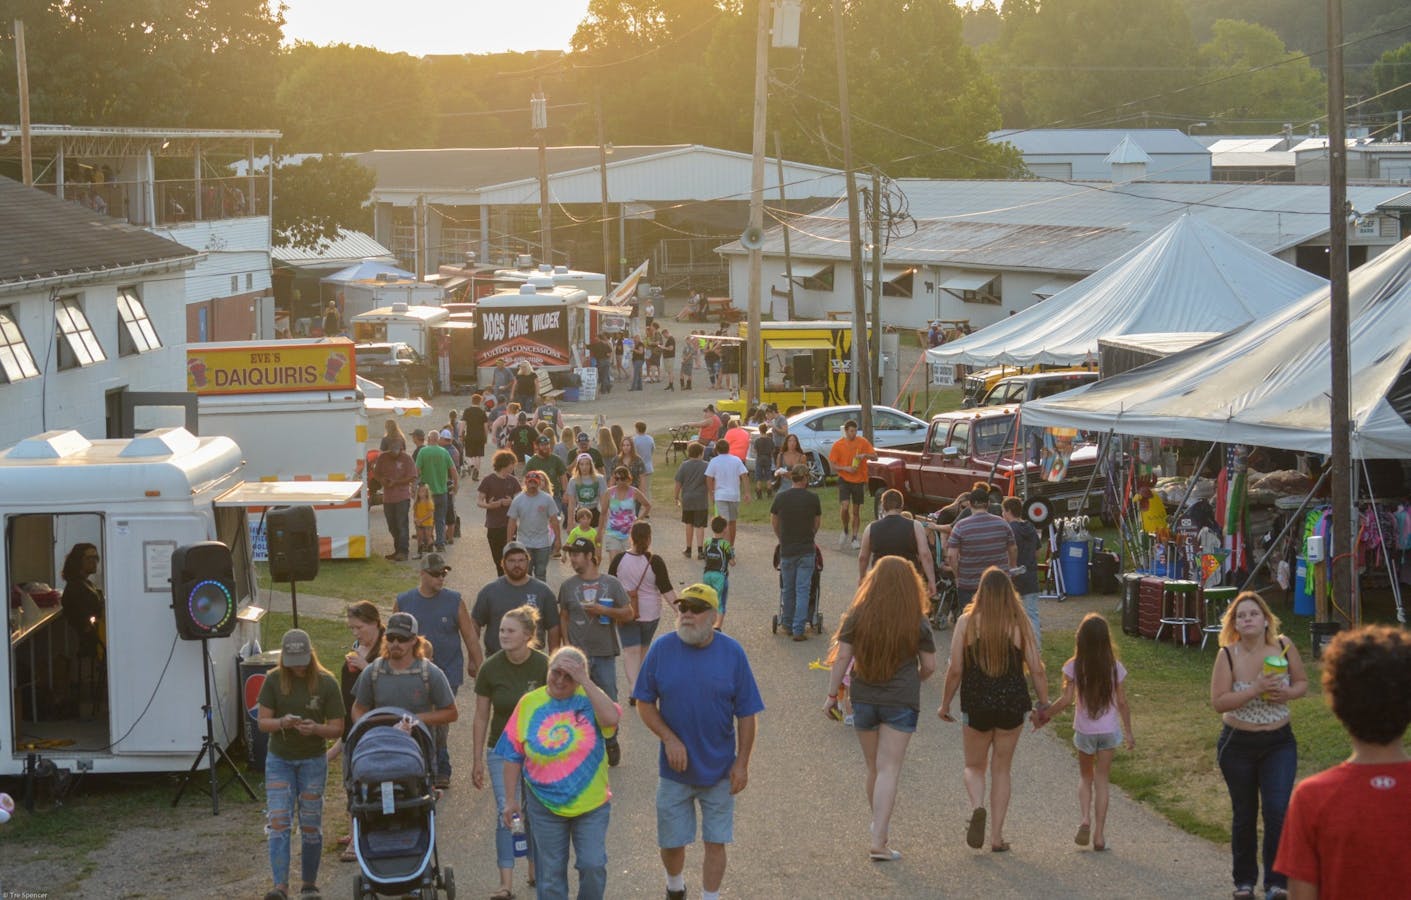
xmin=632 ymin=583 xmax=764 ymax=900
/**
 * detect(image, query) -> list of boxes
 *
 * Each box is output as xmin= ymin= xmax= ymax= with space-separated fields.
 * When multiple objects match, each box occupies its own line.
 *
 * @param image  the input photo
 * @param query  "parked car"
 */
xmin=865 ymin=406 xmax=1104 ymax=526
xmin=975 ymin=370 xmax=1099 ymax=407
xmin=354 ymin=341 xmax=436 ymax=399
xmin=744 ymin=404 xmax=929 ymax=486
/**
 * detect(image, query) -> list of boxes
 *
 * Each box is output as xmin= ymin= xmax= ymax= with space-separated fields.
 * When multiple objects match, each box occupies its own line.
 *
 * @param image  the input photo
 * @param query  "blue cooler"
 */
xmin=1060 ymin=540 xmax=1090 ymax=596
xmin=1293 ymin=559 xmax=1314 ymax=616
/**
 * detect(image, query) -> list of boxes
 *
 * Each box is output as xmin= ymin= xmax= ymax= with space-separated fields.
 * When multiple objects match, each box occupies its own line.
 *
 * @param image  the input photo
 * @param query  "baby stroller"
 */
xmin=930 ymin=568 xmax=959 ymax=632
xmin=344 ymin=708 xmax=455 ymax=900
xmin=771 ymin=544 xmax=825 ymax=635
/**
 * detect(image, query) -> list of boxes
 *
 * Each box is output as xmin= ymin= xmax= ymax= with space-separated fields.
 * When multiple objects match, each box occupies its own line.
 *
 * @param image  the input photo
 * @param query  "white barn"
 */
xmin=990 ymin=129 xmax=1212 ymax=182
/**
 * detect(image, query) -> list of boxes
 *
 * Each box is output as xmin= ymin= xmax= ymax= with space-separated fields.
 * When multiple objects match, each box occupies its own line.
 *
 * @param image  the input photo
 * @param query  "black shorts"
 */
xmin=837 ymin=481 xmax=866 ymax=505
xmin=962 ymin=708 xmax=1029 ymax=732
xmin=681 ymin=507 xmax=708 ymax=527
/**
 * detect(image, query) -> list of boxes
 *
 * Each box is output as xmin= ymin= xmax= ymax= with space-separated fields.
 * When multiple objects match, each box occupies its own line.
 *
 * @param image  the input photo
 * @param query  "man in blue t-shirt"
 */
xmin=633 ymin=582 xmax=764 ymax=900
xmin=393 ymin=552 xmax=482 ymax=788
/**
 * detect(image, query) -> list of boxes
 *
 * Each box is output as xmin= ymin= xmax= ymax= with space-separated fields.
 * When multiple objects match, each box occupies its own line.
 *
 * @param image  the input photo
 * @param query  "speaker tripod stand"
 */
xmin=172 ymin=638 xmax=256 ymax=814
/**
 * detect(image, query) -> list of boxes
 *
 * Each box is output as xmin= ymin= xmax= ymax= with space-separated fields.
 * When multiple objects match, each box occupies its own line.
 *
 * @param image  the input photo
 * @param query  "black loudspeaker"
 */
xmin=267 ymin=505 xmax=320 ymax=583
xmin=172 ymin=542 xmax=238 ymax=640
xmin=792 ymin=353 xmax=814 ymax=387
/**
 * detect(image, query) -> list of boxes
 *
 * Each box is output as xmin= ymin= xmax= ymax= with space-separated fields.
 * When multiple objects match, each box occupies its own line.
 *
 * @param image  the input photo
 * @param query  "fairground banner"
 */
xmin=186 ymin=339 xmax=357 ymax=395
xmin=476 ymin=306 xmax=571 ymax=367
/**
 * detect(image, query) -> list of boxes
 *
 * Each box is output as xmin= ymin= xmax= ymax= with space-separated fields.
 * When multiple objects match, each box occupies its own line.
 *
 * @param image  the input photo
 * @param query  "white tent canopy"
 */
xmin=1022 ymin=235 xmax=1411 ymax=459
xmin=925 ymin=215 xmax=1326 ymax=367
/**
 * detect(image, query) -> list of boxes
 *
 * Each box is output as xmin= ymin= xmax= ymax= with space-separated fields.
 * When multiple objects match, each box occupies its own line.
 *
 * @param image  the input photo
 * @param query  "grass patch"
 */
xmin=256 ymin=555 xmax=410 ymax=603
xmin=1037 ymin=608 xmax=1406 ymax=842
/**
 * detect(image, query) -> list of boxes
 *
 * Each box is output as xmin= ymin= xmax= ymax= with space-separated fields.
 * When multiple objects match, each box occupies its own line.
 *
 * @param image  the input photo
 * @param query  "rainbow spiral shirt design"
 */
xmin=495 ymin=686 xmax=617 ymax=817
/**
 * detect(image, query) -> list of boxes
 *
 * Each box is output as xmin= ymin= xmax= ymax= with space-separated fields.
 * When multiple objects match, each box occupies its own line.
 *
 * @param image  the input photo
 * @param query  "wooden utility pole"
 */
xmin=870 ymin=168 xmax=883 ymax=400
xmin=744 ymin=0 xmax=771 ymax=414
xmin=532 ymin=86 xmax=553 ymax=264
xmin=596 ymin=91 xmax=613 ymax=295
xmin=774 ymin=132 xmax=796 ymax=321
xmin=833 ymin=0 xmax=873 ymax=440
xmin=1326 ymin=0 xmax=1354 ymax=624
xmin=14 ymin=20 xmax=33 ymax=186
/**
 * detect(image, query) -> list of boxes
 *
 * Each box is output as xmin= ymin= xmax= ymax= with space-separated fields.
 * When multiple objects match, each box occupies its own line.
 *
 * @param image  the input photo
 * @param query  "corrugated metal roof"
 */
xmin=357 ymin=145 xmax=687 ymax=192
xmin=272 ymin=229 xmax=394 ymax=266
xmin=724 ymin=180 xmax=1411 ymax=273
xmin=0 ymin=176 xmax=199 ymax=288
xmin=1105 ymin=135 xmax=1152 ymax=164
xmin=991 ymin=129 xmax=1207 ymax=156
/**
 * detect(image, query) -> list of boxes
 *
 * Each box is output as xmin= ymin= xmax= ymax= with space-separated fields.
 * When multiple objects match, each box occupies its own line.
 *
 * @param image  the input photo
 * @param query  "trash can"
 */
xmin=1310 ymin=620 xmax=1343 ymax=661
xmin=1120 ymin=573 xmax=1142 ymax=636
xmin=240 ymin=650 xmax=281 ymax=773
xmin=1060 ymin=540 xmax=1090 ymax=596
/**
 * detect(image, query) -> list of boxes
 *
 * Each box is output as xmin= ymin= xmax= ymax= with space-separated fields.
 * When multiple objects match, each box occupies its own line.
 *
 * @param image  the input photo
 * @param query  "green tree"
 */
xmin=271 ymin=154 xmax=376 ymax=251
xmin=274 ymin=44 xmax=436 ymax=152
xmin=1368 ymin=42 xmax=1411 ymax=125
xmin=988 ymin=0 xmax=1200 ymax=129
xmin=0 ymin=0 xmax=284 ymax=127
xmin=1196 ymin=19 xmax=1325 ymax=128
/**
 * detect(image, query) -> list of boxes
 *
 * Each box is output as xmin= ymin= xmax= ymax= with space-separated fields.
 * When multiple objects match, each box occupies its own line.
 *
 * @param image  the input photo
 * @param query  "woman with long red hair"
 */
xmin=824 ymin=556 xmax=937 ymax=861
xmin=938 ymin=566 xmax=1048 ymax=853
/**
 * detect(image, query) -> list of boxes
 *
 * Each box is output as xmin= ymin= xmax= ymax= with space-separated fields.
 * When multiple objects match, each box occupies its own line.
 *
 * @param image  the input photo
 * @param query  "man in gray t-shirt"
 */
xmin=472 ymin=543 xmax=560 ymax=655
xmin=349 ymin=611 xmax=458 ymax=723
xmin=558 ymin=537 xmax=633 ymax=764
xmin=507 ymin=471 xmax=562 ymax=581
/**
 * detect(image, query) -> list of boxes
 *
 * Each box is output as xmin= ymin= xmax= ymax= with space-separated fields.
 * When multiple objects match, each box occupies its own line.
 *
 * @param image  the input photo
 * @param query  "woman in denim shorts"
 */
xmin=608 ymin=521 xmax=677 ymax=704
xmin=824 ymin=557 xmax=938 ymax=861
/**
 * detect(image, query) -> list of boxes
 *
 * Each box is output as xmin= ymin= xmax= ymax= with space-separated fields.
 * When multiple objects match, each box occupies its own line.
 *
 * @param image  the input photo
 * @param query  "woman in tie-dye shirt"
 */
xmin=497 ymin=646 xmax=622 ymax=900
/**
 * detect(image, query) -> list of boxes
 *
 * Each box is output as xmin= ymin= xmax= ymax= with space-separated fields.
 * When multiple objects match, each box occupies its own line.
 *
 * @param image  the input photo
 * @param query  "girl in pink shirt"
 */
xmin=1042 ymin=613 xmax=1135 ymax=852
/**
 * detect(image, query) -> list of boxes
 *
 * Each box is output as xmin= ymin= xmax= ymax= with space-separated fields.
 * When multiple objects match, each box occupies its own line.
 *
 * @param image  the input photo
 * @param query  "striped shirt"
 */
xmin=948 ymin=512 xmax=1016 ymax=590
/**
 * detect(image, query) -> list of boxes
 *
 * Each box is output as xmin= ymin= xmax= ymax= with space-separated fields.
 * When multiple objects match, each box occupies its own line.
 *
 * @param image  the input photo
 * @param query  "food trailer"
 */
xmin=189 ymin=339 xmax=372 ymax=559
xmin=475 ymin=280 xmax=590 ymax=382
xmin=1 ymin=428 xmax=358 ymax=776
xmin=715 ymin=320 xmax=875 ymax=416
xmin=350 ymin=304 xmax=477 ymax=391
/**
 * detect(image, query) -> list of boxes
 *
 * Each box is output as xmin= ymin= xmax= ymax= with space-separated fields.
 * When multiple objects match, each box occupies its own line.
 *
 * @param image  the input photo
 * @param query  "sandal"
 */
xmin=339 ymin=846 xmax=357 ymax=863
xmin=868 ymin=848 xmax=902 ymax=861
xmin=966 ymin=807 xmax=987 ymax=849
xmin=1093 ymin=840 xmax=1108 ymax=852
xmin=1075 ymin=823 xmax=1090 ymax=846
xmin=991 ymin=842 xmax=1011 ymax=853
xmin=490 ymin=890 xmax=515 ymax=900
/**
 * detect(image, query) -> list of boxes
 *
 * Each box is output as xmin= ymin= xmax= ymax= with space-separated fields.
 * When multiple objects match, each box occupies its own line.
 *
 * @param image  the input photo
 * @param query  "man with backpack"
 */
xmin=349 ymin=611 xmax=459 ymax=775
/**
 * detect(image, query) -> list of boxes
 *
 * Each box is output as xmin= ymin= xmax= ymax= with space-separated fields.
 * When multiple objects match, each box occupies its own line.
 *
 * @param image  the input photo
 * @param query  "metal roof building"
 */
xmin=990 ymin=129 xmax=1212 ymax=182
xmin=717 ymin=179 xmax=1411 ymax=331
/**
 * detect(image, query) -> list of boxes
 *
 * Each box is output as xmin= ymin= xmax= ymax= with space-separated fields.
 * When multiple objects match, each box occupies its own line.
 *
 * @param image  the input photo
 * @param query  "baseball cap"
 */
xmin=536 ymin=433 xmax=552 ymax=444
xmin=677 ymin=583 xmax=720 ymax=611
xmin=421 ymin=551 xmax=451 ymax=573
xmin=565 ymin=536 xmax=597 ymax=556
xmin=502 ymin=540 xmax=529 ymax=558
xmin=280 ymin=629 xmax=313 ymax=667
xmin=386 ymin=611 xmax=419 ymax=640
xmin=576 ymin=431 xmax=591 ymax=442
xmin=439 ymin=428 xmax=453 ymax=440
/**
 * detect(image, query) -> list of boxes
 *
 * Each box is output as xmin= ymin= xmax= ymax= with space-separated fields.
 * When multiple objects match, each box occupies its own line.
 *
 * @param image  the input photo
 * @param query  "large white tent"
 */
xmin=1022 ymin=235 xmax=1411 ymax=458
xmin=925 ymin=214 xmax=1326 ymax=367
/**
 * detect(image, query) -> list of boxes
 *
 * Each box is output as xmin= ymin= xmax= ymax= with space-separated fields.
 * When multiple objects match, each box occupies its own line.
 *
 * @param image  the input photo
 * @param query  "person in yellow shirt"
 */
xmin=827 ymin=419 xmax=876 ymax=551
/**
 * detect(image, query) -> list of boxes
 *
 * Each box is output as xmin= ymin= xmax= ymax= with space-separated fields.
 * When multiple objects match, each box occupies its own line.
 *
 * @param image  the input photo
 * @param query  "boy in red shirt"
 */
xmin=1274 ymin=625 xmax=1411 ymax=900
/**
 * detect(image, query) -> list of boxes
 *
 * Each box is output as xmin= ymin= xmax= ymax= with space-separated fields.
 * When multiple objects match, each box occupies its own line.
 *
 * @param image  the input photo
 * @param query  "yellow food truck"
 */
xmin=714 ymin=320 xmax=872 ymax=417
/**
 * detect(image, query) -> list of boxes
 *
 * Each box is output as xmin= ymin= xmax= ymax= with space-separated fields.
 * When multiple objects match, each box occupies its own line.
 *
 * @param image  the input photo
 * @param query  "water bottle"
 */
xmin=511 ymin=814 xmax=528 ymax=858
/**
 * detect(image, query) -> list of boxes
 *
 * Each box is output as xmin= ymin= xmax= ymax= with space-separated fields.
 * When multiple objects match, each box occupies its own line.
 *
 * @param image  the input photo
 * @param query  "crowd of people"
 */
xmin=261 ymin=393 xmax=1411 ymax=900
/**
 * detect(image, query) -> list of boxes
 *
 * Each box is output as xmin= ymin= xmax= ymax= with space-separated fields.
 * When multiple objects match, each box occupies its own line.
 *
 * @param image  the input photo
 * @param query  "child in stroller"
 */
xmin=344 ymin=708 xmax=456 ymax=899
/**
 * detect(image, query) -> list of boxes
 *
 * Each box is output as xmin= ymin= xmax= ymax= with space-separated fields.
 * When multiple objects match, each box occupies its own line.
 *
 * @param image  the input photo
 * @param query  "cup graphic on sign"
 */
xmin=324 ymin=352 xmax=347 ymax=383
xmin=188 ymin=357 xmax=208 ymax=388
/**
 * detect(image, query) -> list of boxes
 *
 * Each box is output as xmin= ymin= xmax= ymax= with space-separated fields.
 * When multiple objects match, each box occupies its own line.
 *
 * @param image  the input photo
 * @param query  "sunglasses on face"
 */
xmin=676 ymin=601 xmax=712 ymax=614
xmin=385 ymin=634 xmax=415 ymax=644
xmin=426 ymin=570 xmax=448 ymax=578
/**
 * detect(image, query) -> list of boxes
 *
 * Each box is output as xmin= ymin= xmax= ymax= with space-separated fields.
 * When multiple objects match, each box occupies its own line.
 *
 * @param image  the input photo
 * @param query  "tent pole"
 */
xmin=1239 ymin=467 xmax=1329 ymax=594
xmin=1168 ymin=441 xmax=1221 ymax=530
xmin=1073 ymin=428 xmax=1113 ymax=518
xmin=1359 ymin=457 xmax=1403 ymax=623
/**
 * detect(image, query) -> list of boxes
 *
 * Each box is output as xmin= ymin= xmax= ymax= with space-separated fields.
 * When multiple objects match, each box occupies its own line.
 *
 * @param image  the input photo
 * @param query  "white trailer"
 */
xmin=0 ymin=428 xmax=357 ymax=776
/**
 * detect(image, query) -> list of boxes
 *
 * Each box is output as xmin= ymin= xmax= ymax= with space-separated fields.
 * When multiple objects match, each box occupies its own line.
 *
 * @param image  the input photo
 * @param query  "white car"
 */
xmin=745 ymin=404 xmax=929 ymax=485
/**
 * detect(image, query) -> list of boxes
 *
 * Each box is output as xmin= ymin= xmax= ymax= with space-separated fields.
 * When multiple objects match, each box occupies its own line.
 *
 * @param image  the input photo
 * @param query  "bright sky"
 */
xmin=280 ymin=0 xmax=592 ymax=56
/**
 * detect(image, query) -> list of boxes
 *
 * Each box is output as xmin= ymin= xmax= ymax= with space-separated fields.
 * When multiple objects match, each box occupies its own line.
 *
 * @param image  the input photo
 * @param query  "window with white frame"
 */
xmin=55 ymin=297 xmax=106 ymax=370
xmin=116 ymin=287 xmax=161 ymax=356
xmin=0 ymin=306 xmax=40 ymax=383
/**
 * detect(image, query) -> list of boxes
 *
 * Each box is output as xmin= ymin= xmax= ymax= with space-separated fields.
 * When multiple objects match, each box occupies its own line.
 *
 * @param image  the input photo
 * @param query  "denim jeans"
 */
xmin=525 ymin=790 xmax=610 ymax=900
xmin=631 ymin=359 xmax=644 ymax=391
xmin=1020 ymin=592 xmax=1040 ymax=643
xmin=779 ymin=552 xmax=814 ymax=636
xmin=264 ymin=752 xmax=328 ymax=889
xmin=588 ymin=656 xmax=620 ymax=753
xmin=383 ymin=498 xmax=410 ymax=556
xmin=597 ymin=363 xmax=612 ymax=394
xmin=1216 ymin=724 xmax=1297 ymax=891
xmin=528 ymin=545 xmax=553 ymax=582
xmin=434 ymin=683 xmax=461 ymax=780
xmin=488 ymin=749 xmax=534 ymax=870
xmin=432 ymin=491 xmax=448 ymax=548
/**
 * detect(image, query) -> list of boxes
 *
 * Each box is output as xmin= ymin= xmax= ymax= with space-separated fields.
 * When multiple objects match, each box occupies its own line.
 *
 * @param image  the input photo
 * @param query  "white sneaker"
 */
xmin=837 ymin=532 xmax=849 ymax=550
xmin=851 ymin=536 xmax=861 ymax=551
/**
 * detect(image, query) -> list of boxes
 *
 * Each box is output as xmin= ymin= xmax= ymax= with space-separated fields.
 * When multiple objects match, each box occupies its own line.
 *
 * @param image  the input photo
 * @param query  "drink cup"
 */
xmin=1262 ymin=655 xmax=1289 ymax=700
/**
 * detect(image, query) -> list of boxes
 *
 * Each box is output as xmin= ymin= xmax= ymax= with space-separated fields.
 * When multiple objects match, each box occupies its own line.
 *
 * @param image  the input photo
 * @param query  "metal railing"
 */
xmin=33 ymin=175 xmax=270 ymax=227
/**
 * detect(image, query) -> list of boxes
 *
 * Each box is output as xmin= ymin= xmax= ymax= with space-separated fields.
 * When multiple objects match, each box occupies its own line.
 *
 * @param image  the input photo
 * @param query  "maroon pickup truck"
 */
xmin=865 ymin=406 xmax=1103 ymax=526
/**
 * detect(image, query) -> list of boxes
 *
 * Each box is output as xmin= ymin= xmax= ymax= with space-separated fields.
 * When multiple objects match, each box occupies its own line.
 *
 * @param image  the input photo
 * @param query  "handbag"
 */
xmin=625 ymin=555 xmax=651 ymax=620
